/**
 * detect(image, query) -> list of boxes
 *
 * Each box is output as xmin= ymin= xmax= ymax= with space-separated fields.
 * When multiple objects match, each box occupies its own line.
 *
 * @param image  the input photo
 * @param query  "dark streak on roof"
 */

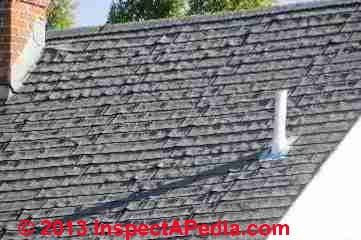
xmin=1 ymin=0 xmax=361 ymax=239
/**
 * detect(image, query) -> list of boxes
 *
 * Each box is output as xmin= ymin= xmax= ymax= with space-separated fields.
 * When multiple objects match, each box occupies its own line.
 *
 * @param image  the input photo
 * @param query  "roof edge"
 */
xmin=46 ymin=0 xmax=360 ymax=41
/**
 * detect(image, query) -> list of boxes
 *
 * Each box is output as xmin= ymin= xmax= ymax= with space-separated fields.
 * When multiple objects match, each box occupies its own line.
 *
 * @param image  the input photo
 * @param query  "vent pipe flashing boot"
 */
xmin=259 ymin=90 xmax=296 ymax=161
xmin=271 ymin=90 xmax=289 ymax=156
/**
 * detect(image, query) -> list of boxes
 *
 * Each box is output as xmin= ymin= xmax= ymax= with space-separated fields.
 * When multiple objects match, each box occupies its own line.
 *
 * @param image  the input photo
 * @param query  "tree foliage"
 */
xmin=188 ymin=0 xmax=272 ymax=15
xmin=108 ymin=0 xmax=272 ymax=24
xmin=108 ymin=0 xmax=187 ymax=24
xmin=47 ymin=0 xmax=76 ymax=30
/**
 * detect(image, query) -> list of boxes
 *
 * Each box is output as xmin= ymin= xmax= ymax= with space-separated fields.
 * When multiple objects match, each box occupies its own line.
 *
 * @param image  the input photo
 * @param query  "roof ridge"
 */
xmin=46 ymin=0 xmax=360 ymax=41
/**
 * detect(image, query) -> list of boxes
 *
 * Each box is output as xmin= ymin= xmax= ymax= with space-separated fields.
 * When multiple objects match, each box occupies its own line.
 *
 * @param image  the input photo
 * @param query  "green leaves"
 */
xmin=188 ymin=0 xmax=273 ymax=15
xmin=230 ymin=0 xmax=273 ymax=11
xmin=188 ymin=0 xmax=227 ymax=15
xmin=46 ymin=0 xmax=273 ymax=29
xmin=47 ymin=0 xmax=76 ymax=30
xmin=108 ymin=0 xmax=273 ymax=24
xmin=107 ymin=0 xmax=187 ymax=24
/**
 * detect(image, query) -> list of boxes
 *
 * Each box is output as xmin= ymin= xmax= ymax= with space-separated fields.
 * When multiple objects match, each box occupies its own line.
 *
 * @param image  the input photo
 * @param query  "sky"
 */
xmin=76 ymin=0 xmax=113 ymax=27
xmin=75 ymin=0 xmax=318 ymax=27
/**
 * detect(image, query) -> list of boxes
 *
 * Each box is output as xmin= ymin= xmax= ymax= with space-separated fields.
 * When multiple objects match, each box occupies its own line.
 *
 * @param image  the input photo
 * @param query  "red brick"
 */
xmin=0 ymin=0 xmax=50 ymax=83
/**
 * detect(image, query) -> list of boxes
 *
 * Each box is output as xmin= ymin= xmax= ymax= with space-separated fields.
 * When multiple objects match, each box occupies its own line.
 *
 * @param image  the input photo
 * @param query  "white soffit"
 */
xmin=268 ymin=117 xmax=361 ymax=240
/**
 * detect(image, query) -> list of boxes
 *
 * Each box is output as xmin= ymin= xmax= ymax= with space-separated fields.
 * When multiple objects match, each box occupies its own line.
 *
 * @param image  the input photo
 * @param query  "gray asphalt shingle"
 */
xmin=1 ymin=0 xmax=361 ymax=239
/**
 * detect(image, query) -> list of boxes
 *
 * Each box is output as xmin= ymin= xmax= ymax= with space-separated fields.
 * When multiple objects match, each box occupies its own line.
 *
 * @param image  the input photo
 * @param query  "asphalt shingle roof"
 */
xmin=1 ymin=0 xmax=361 ymax=239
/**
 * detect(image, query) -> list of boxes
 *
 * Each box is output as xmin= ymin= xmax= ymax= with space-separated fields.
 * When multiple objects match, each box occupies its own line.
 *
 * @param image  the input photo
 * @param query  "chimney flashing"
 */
xmin=10 ymin=18 xmax=46 ymax=94
xmin=0 ymin=0 xmax=50 ymax=101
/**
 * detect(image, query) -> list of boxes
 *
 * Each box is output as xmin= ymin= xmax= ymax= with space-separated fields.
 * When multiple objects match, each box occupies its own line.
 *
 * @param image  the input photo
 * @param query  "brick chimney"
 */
xmin=0 ymin=0 xmax=50 ymax=100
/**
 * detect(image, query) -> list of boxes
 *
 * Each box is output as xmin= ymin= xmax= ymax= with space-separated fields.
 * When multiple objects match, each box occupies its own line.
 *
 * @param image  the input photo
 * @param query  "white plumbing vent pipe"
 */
xmin=271 ymin=90 xmax=289 ymax=155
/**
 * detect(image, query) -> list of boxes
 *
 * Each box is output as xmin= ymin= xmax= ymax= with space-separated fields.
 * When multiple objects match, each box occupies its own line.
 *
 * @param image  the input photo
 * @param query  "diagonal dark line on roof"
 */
xmin=32 ymin=152 xmax=260 ymax=228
